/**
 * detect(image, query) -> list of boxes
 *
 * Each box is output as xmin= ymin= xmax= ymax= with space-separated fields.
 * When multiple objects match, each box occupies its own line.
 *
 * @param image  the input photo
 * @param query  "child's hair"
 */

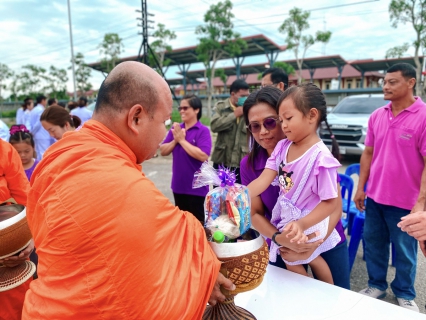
xmin=40 ymin=105 xmax=81 ymax=128
xmin=277 ymin=83 xmax=340 ymax=160
xmin=9 ymin=125 xmax=35 ymax=148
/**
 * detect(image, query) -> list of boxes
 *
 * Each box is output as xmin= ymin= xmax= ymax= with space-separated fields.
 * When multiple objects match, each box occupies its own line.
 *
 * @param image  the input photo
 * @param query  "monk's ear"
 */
xmin=127 ymin=104 xmax=146 ymax=134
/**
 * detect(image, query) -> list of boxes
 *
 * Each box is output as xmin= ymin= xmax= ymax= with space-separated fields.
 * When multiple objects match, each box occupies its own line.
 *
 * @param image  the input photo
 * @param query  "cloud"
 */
xmin=0 ymin=0 xmax=421 ymax=95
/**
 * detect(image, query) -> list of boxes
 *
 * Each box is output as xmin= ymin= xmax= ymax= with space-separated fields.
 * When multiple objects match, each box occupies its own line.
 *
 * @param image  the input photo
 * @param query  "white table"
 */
xmin=235 ymin=265 xmax=425 ymax=319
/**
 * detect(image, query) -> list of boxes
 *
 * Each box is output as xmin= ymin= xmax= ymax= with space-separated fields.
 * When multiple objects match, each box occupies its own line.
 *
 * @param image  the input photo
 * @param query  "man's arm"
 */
xmin=5 ymin=145 xmax=29 ymax=205
xmin=354 ymin=146 xmax=374 ymax=211
xmin=412 ymin=156 xmax=426 ymax=213
xmin=210 ymin=104 xmax=238 ymax=133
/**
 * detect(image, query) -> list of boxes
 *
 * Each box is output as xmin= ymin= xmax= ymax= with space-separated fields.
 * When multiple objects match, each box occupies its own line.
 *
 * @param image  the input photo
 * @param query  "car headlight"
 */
xmin=362 ymin=126 xmax=368 ymax=134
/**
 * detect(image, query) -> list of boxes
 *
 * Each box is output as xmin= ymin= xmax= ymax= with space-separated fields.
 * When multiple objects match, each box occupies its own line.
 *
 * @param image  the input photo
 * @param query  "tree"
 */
xmin=0 ymin=63 xmax=13 ymax=102
xmin=149 ymin=23 xmax=177 ymax=72
xmin=388 ymin=0 xmax=426 ymax=96
xmin=196 ymin=0 xmax=247 ymax=119
xmin=45 ymin=66 xmax=68 ymax=99
xmin=8 ymin=73 xmax=21 ymax=101
xmin=72 ymin=52 xmax=92 ymax=94
xmin=279 ymin=7 xmax=331 ymax=84
xmin=20 ymin=64 xmax=48 ymax=95
xmin=385 ymin=43 xmax=411 ymax=58
xmin=98 ymin=33 xmax=124 ymax=73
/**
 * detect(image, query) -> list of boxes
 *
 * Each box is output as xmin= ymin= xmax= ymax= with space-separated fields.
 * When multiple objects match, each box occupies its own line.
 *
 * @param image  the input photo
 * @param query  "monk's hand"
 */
xmin=283 ymin=221 xmax=308 ymax=244
xmin=0 ymin=239 xmax=34 ymax=268
xmin=280 ymin=246 xmax=315 ymax=262
xmin=398 ymin=211 xmax=426 ymax=241
xmin=208 ymin=272 xmax=236 ymax=306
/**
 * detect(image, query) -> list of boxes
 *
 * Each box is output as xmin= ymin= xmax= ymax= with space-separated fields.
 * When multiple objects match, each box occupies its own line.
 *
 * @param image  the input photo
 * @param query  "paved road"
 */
xmin=142 ymin=154 xmax=426 ymax=314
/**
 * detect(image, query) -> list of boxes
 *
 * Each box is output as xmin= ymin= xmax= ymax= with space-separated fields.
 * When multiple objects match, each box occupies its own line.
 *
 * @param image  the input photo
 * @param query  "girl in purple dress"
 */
xmin=9 ymin=125 xmax=39 ymax=181
xmin=248 ymin=83 xmax=341 ymax=284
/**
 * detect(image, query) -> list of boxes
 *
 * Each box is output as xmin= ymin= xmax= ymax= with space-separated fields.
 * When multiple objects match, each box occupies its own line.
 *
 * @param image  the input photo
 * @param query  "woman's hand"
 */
xmin=279 ymin=245 xmax=316 ymax=263
xmin=0 ymin=239 xmax=34 ymax=267
xmin=283 ymin=221 xmax=308 ymax=244
xmin=172 ymin=123 xmax=186 ymax=143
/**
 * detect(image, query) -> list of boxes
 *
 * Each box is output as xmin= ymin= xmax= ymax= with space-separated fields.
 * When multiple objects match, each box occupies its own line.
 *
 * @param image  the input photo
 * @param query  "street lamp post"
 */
xmin=67 ymin=0 xmax=77 ymax=101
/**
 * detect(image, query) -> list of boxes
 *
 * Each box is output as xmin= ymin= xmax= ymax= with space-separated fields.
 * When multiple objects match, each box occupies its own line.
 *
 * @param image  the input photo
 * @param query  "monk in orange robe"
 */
xmin=0 ymin=139 xmax=33 ymax=320
xmin=23 ymin=62 xmax=234 ymax=319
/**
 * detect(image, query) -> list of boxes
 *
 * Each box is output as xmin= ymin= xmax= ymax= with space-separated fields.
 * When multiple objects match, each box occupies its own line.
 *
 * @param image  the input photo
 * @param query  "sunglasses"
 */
xmin=247 ymin=117 xmax=281 ymax=133
xmin=178 ymin=106 xmax=191 ymax=112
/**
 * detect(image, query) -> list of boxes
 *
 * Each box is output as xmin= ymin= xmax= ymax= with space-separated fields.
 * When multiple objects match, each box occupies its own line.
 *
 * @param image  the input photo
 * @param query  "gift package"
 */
xmin=193 ymin=162 xmax=251 ymax=242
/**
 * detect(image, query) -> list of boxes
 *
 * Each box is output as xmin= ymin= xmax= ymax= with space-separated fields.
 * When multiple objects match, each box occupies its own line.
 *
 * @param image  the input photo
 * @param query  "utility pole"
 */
xmin=136 ymin=0 xmax=154 ymax=64
xmin=67 ymin=0 xmax=77 ymax=101
xmin=135 ymin=1 xmax=179 ymax=102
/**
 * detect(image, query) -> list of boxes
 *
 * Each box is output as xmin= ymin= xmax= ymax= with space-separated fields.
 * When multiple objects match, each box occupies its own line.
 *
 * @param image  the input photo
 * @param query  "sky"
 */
xmin=0 ymin=0 xmax=415 ymax=96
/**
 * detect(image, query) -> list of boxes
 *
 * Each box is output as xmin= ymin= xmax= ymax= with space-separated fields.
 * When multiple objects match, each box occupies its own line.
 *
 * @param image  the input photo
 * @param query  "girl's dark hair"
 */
xmin=9 ymin=125 xmax=35 ymax=148
xmin=182 ymin=94 xmax=202 ymax=120
xmin=242 ymin=86 xmax=283 ymax=169
xmin=40 ymin=105 xmax=82 ymax=128
xmin=22 ymin=97 xmax=32 ymax=111
xmin=277 ymin=83 xmax=340 ymax=160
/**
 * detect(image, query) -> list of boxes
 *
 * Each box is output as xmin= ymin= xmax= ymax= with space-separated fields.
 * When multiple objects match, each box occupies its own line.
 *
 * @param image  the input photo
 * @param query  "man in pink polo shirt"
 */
xmin=354 ymin=63 xmax=426 ymax=313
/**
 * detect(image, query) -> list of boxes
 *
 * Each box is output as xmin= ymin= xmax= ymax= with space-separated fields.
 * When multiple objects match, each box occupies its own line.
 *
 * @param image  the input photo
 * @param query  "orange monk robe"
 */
xmin=23 ymin=120 xmax=221 ymax=319
xmin=0 ymin=139 xmax=29 ymax=205
xmin=0 ymin=139 xmax=31 ymax=320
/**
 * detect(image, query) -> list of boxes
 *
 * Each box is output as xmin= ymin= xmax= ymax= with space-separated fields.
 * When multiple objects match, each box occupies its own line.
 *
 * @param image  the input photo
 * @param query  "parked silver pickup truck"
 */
xmin=319 ymin=94 xmax=388 ymax=156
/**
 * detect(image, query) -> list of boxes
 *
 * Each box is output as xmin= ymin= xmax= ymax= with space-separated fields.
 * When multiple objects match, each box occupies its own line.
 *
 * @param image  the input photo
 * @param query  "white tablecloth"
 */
xmin=234 ymin=265 xmax=425 ymax=319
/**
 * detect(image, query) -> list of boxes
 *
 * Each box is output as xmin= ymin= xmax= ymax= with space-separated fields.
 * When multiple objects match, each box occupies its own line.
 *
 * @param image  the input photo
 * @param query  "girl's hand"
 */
xmin=283 ymin=221 xmax=308 ymax=244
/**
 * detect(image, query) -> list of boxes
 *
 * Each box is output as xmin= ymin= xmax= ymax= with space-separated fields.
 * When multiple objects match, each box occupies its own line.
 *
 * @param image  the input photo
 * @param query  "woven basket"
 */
xmin=0 ymin=217 xmax=33 ymax=259
xmin=203 ymin=230 xmax=269 ymax=320
xmin=220 ymin=241 xmax=269 ymax=295
xmin=0 ymin=261 xmax=36 ymax=292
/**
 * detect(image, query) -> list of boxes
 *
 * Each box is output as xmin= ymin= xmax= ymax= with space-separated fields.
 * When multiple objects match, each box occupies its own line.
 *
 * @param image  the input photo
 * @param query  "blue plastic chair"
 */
xmin=348 ymin=210 xmax=365 ymax=272
xmin=339 ymin=174 xmax=354 ymax=230
xmin=345 ymin=163 xmax=360 ymax=177
xmin=344 ymin=164 xmax=366 ymax=233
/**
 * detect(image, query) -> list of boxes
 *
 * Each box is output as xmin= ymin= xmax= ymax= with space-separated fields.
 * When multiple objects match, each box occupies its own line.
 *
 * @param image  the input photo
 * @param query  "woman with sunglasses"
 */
xmin=160 ymin=94 xmax=212 ymax=225
xmin=240 ymin=86 xmax=350 ymax=289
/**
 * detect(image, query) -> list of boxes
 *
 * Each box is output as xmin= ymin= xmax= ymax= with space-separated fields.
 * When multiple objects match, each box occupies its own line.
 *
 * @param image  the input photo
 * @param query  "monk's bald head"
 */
xmin=94 ymin=61 xmax=164 ymax=116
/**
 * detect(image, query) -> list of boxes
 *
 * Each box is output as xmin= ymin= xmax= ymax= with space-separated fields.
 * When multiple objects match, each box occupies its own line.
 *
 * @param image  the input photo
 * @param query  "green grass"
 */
xmin=1 ymin=110 xmax=17 ymax=118
xmin=170 ymin=109 xmax=210 ymax=126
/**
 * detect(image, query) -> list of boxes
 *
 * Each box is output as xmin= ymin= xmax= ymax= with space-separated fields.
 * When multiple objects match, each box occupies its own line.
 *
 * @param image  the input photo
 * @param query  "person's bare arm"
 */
xmin=251 ymin=195 xmax=322 ymax=252
xmin=354 ymin=146 xmax=374 ymax=211
xmin=178 ymin=140 xmax=209 ymax=162
xmin=159 ymin=140 xmax=177 ymax=156
xmin=284 ymin=197 xmax=339 ymax=243
xmin=247 ymin=169 xmax=277 ymax=198
xmin=411 ymin=157 xmax=426 ymax=213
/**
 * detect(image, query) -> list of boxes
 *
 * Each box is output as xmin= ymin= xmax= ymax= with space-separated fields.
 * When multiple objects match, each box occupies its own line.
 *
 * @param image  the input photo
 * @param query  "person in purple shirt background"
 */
xmin=240 ymin=86 xmax=350 ymax=289
xmin=160 ymin=94 xmax=212 ymax=224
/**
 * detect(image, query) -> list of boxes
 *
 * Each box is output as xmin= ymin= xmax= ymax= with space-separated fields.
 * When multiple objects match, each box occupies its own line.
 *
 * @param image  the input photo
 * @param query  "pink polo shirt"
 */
xmin=365 ymin=97 xmax=426 ymax=210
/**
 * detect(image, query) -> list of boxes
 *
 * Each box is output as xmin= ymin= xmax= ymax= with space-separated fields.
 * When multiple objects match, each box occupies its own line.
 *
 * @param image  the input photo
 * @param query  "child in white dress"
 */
xmin=248 ymin=83 xmax=341 ymax=284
